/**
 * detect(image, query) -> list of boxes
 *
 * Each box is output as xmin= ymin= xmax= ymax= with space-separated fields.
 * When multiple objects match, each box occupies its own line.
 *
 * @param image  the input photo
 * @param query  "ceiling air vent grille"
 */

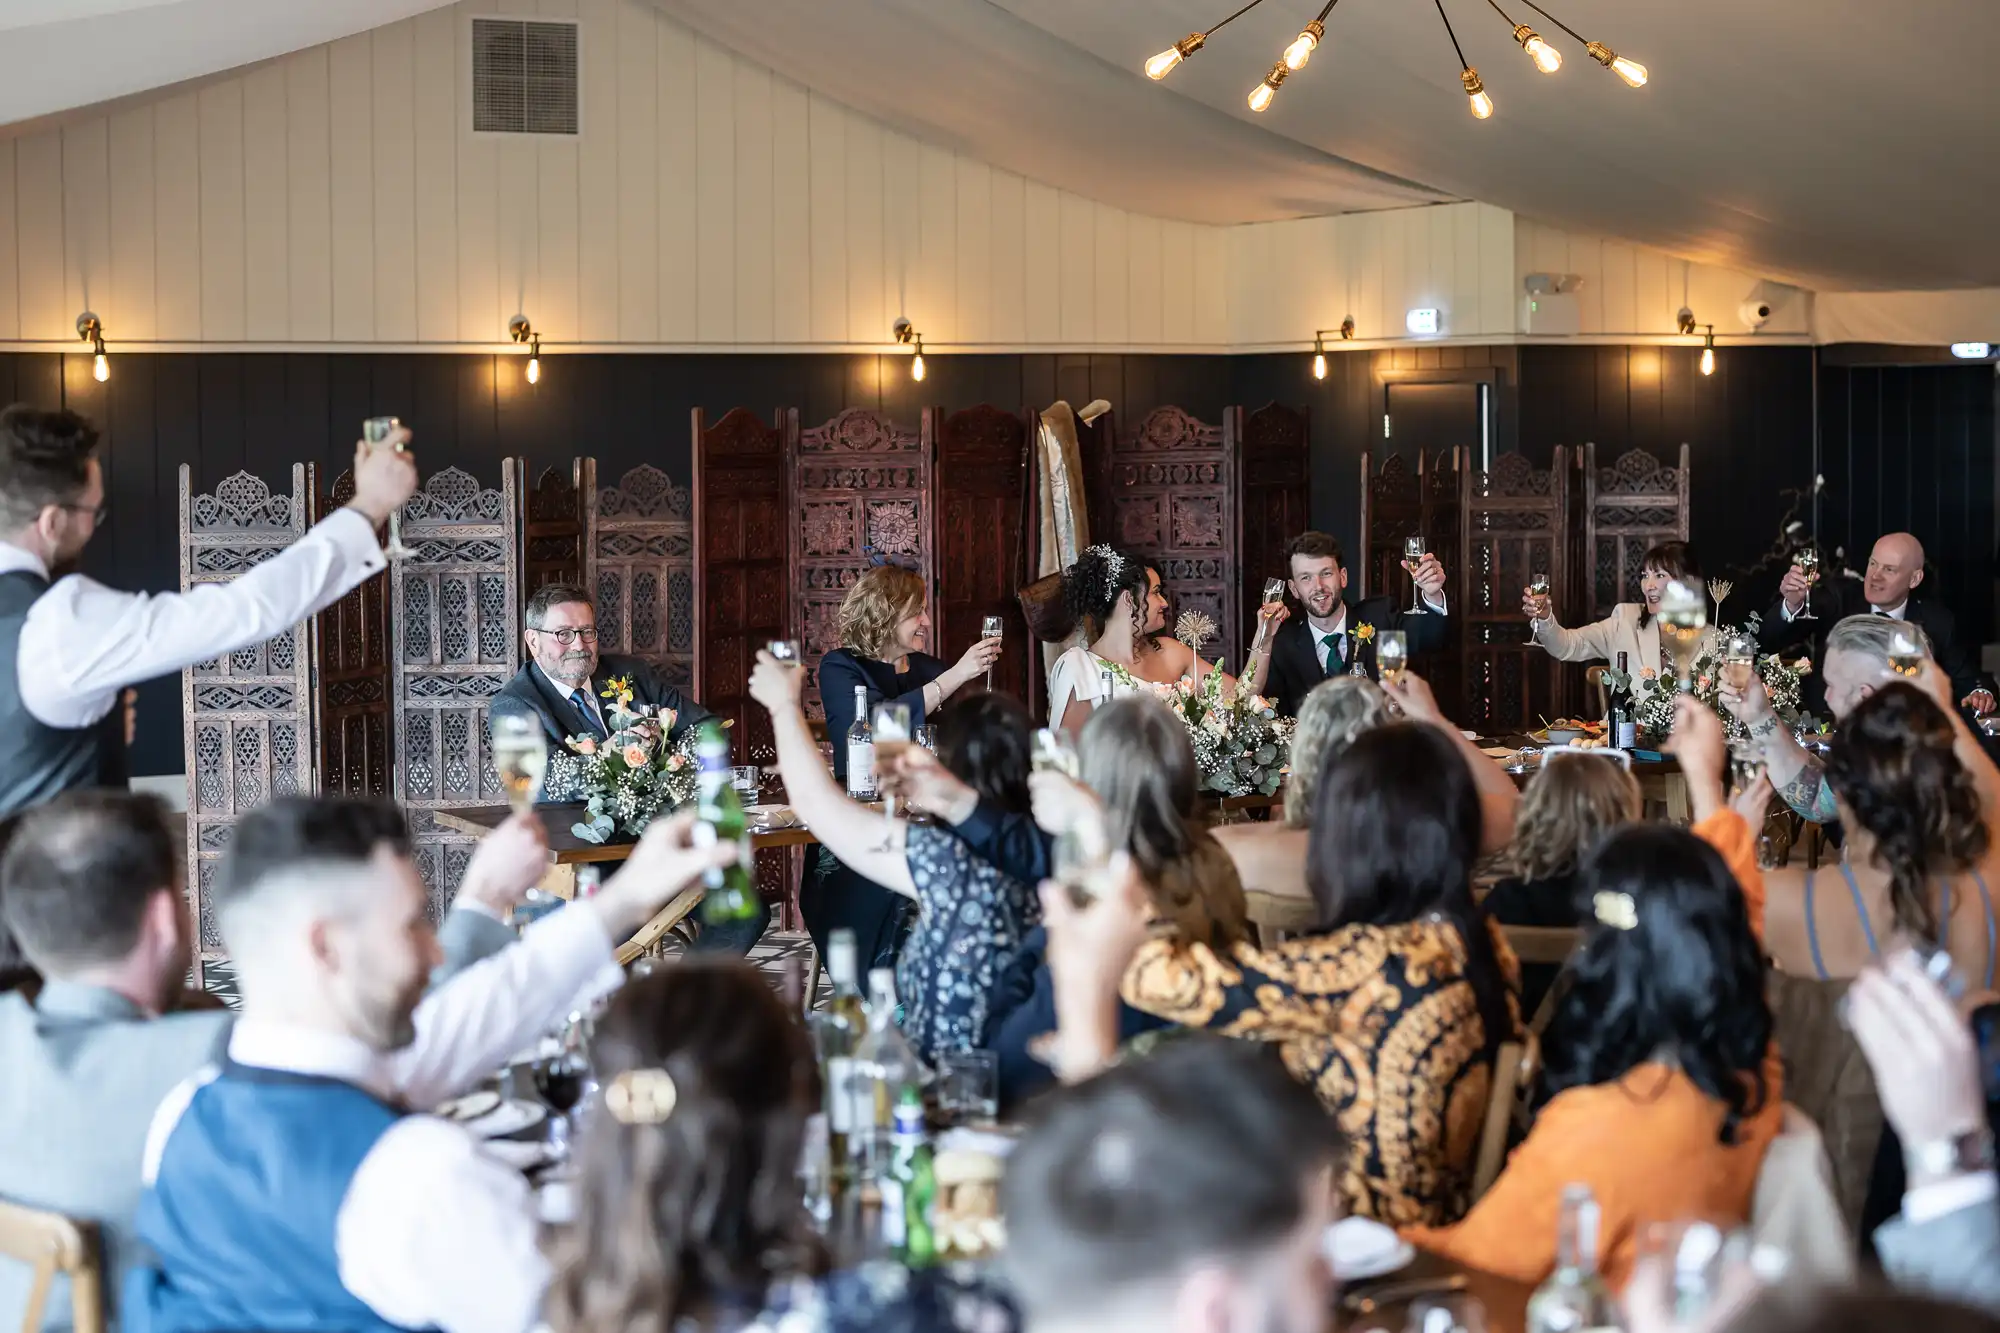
xmin=472 ymin=18 xmax=579 ymax=136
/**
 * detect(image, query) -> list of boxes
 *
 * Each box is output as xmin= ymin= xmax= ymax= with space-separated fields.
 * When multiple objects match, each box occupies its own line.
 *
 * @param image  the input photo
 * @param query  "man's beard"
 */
xmin=350 ymin=976 xmax=424 ymax=1052
xmin=1306 ymin=593 xmax=1338 ymax=617
xmin=552 ymin=652 xmax=595 ymax=686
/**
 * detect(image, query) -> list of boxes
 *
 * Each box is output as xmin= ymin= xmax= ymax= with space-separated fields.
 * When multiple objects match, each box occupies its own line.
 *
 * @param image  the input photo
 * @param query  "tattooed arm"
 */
xmin=1722 ymin=672 xmax=1839 ymax=824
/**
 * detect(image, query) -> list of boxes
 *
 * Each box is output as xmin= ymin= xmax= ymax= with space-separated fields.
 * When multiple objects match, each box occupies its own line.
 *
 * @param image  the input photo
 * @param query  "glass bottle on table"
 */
xmin=692 ymin=719 xmax=760 ymax=925
xmin=882 ymin=1082 xmax=938 ymax=1266
xmin=1608 ymin=651 xmax=1637 ymax=751
xmin=845 ymin=686 xmax=876 ymax=800
xmin=1524 ymin=1184 xmax=1615 ymax=1333
xmin=815 ymin=928 xmax=869 ymax=1186
xmin=851 ymin=967 xmax=921 ymax=1200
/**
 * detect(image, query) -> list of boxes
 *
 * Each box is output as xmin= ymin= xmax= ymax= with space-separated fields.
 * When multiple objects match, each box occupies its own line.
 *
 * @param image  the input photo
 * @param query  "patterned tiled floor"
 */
xmin=200 ymin=928 xmax=822 ymax=1011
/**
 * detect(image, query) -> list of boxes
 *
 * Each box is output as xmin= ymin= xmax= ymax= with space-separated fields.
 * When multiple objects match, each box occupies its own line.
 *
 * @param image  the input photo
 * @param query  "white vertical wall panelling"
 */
xmin=914 ymin=142 xmax=955 ymax=342
xmin=575 ymin=0 xmax=620 ymax=342
xmin=732 ymin=57 xmax=775 ymax=345
xmin=1631 ymin=244 xmax=1671 ymax=333
xmin=0 ymin=141 xmax=19 ymax=340
xmin=1450 ymin=205 xmax=1481 ymax=338
xmin=1476 ymin=205 xmax=1514 ymax=336
xmin=326 ymin=36 xmax=375 ymax=342
xmin=15 ymin=131 xmax=66 ymax=342
xmin=1056 ymin=190 xmax=1092 ymax=345
xmin=60 ymin=120 xmax=110 ymax=338
xmin=371 ymin=23 xmax=419 ymax=342
xmin=454 ymin=10 xmax=499 ymax=345
xmin=196 ymin=83 xmax=245 ymax=342
xmin=803 ymin=91 xmax=845 ymax=346
xmin=986 ymin=168 xmax=1026 ymax=346
xmin=1125 ymin=212 xmax=1162 ymax=347
xmin=693 ymin=35 xmax=736 ymax=343
xmin=240 ymin=66 xmax=289 ymax=343
xmin=1020 ymin=180 xmax=1059 ymax=347
xmin=953 ymin=158 xmax=992 ymax=348
xmin=1599 ymin=240 xmax=1637 ymax=336
xmin=1159 ymin=219 xmax=1193 ymax=346
xmin=1093 ymin=206 xmax=1128 ymax=346
xmin=842 ymin=109 xmax=884 ymax=346
xmin=656 ymin=14 xmax=698 ymax=344
xmin=769 ymin=76 xmax=811 ymax=344
xmin=615 ymin=0 xmax=659 ymax=344
xmin=285 ymin=49 xmax=334 ymax=342
xmin=412 ymin=8 xmax=459 ymax=343
xmin=880 ymin=130 xmax=920 ymax=335
xmin=151 ymin=95 xmax=201 ymax=342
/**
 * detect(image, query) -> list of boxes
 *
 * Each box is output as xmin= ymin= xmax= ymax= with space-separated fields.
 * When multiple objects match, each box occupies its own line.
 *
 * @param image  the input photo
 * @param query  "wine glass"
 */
xmin=1659 ymin=580 xmax=1708 ymax=687
xmin=1888 ymin=628 xmax=1925 ymax=679
xmin=1031 ymin=727 xmax=1080 ymax=778
xmin=914 ymin=725 xmax=937 ymax=756
xmin=491 ymin=711 xmax=549 ymax=814
xmin=1402 ymin=535 xmax=1430 ymax=614
xmin=1792 ymin=548 xmax=1820 ymax=622
xmin=1525 ymin=573 xmax=1551 ymax=643
xmin=981 ymin=614 xmax=1004 ymax=690
xmin=768 ymin=639 xmax=802 ymax=668
xmin=1051 ymin=808 xmax=1114 ymax=909
xmin=1722 ymin=633 xmax=1757 ymax=694
xmin=870 ymin=702 xmax=912 ymax=848
xmin=1376 ymin=629 xmax=1409 ymax=687
xmin=362 ymin=416 xmax=416 ymax=559
xmin=1254 ymin=577 xmax=1286 ymax=655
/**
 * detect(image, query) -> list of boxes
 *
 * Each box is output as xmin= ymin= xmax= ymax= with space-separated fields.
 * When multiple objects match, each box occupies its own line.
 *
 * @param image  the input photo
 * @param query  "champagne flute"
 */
xmin=981 ymin=614 xmax=1005 ymax=691
xmin=491 ymin=711 xmax=549 ymax=814
xmin=1525 ymin=573 xmax=1551 ymax=643
xmin=1402 ymin=535 xmax=1429 ymax=615
xmin=1722 ymin=633 xmax=1757 ymax=693
xmin=1051 ymin=808 xmax=1114 ymax=909
xmin=362 ymin=416 xmax=416 ymax=560
xmin=1376 ymin=629 xmax=1409 ymax=687
xmin=1889 ymin=627 xmax=1924 ymax=678
xmin=1659 ymin=580 xmax=1708 ymax=687
xmin=1031 ymin=727 xmax=1080 ymax=778
xmin=870 ymin=702 xmax=912 ymax=849
xmin=1792 ymin=548 xmax=1820 ymax=622
xmin=1254 ymin=577 xmax=1285 ymax=655
xmin=768 ymin=639 xmax=803 ymax=668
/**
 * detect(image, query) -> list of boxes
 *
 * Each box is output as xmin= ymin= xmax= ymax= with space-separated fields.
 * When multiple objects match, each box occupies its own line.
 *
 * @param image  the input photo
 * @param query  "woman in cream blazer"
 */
xmin=1526 ymin=541 xmax=1711 ymax=685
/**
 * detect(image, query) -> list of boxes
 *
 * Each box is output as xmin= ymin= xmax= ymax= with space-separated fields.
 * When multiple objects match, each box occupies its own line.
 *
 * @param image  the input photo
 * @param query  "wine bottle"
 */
xmin=1525 ymin=1184 xmax=1616 ymax=1333
xmin=816 ymin=929 xmax=868 ymax=1184
xmin=1608 ymin=651 xmax=1637 ymax=750
xmin=850 ymin=968 xmax=921 ymax=1200
xmin=882 ymin=1082 xmax=938 ymax=1265
xmin=693 ymin=720 xmax=759 ymax=924
xmin=845 ymin=686 xmax=876 ymax=800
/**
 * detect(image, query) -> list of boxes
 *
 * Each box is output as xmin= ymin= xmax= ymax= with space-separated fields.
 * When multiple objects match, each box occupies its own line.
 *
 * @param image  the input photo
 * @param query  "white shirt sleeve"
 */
xmin=382 ymin=898 xmax=622 ymax=1110
xmin=1423 ymin=590 xmax=1448 ymax=614
xmin=336 ymin=1117 xmax=548 ymax=1333
xmin=19 ymin=507 xmax=386 ymax=727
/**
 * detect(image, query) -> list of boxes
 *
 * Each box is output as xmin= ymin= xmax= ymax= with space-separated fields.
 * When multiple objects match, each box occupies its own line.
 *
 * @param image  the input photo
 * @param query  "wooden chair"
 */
xmin=1472 ymin=1040 xmax=1537 ymax=1200
xmin=1584 ymin=664 xmax=1609 ymax=722
xmin=614 ymin=885 xmax=706 ymax=967
xmin=0 ymin=1199 xmax=104 ymax=1333
xmin=1244 ymin=890 xmax=1319 ymax=948
xmin=1499 ymin=925 xmax=1580 ymax=1036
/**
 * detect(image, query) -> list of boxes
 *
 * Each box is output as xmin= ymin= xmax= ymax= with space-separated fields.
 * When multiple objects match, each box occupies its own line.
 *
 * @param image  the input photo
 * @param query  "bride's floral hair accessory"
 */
xmin=1083 ymin=543 xmax=1126 ymax=584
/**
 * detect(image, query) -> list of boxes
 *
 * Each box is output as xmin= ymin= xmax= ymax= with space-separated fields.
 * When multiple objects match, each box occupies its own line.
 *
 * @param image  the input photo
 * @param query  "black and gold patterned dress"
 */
xmin=1121 ymin=918 xmax=1521 ymax=1227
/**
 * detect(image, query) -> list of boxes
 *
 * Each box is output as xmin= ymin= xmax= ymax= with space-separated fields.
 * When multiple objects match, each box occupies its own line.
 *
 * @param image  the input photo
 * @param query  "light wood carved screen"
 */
xmin=312 ymin=470 xmax=392 ymax=803
xmin=1097 ymin=406 xmax=1242 ymax=659
xmin=589 ymin=463 xmax=696 ymax=695
xmin=789 ymin=408 xmax=935 ymax=718
xmin=179 ymin=466 xmax=317 ymax=983
xmin=1238 ymin=404 xmax=1311 ymax=664
xmin=935 ymin=405 xmax=1032 ymax=703
xmin=1457 ymin=450 xmax=1571 ymax=732
xmin=390 ymin=464 xmax=521 ymax=919
xmin=1582 ymin=444 xmax=1693 ymax=620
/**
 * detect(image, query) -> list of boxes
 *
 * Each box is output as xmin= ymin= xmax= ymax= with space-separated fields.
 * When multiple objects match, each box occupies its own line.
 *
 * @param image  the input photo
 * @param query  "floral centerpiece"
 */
xmin=544 ymin=674 xmax=702 ymax=843
xmin=1105 ymin=610 xmax=1294 ymax=796
xmin=1599 ymin=613 xmax=1811 ymax=745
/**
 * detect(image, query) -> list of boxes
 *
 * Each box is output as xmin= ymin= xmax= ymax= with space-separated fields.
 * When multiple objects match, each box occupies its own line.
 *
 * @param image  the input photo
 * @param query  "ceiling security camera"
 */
xmin=1739 ymin=299 xmax=1774 ymax=330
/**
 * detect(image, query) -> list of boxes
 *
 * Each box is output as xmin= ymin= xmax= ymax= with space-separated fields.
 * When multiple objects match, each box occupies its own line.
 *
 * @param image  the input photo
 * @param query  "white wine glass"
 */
xmin=1525 ymin=573 xmax=1552 ymax=643
xmin=1722 ymin=632 xmax=1757 ymax=693
xmin=1403 ymin=535 xmax=1429 ymax=615
xmin=1376 ymin=629 xmax=1409 ymax=687
xmin=1659 ymin=580 xmax=1708 ymax=687
xmin=870 ymin=702 xmax=912 ymax=849
xmin=1792 ymin=548 xmax=1820 ymax=622
xmin=1889 ymin=628 xmax=1924 ymax=679
xmin=768 ymin=639 xmax=803 ymax=668
xmin=981 ymin=614 xmax=1004 ymax=691
xmin=363 ymin=416 xmax=416 ymax=560
xmin=491 ymin=711 xmax=548 ymax=815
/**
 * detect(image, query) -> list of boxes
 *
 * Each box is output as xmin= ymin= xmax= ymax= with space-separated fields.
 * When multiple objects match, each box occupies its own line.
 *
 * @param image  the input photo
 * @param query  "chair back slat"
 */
xmin=0 ymin=1199 xmax=103 ymax=1333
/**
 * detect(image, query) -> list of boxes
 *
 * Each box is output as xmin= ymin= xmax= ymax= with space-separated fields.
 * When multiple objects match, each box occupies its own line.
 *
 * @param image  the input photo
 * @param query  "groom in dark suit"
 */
xmin=1257 ymin=531 xmax=1450 ymax=719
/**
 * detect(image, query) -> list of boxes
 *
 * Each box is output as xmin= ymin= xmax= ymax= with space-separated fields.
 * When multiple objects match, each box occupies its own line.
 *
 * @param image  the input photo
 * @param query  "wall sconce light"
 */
xmin=893 ymin=318 xmax=926 ymax=382
xmin=77 ymin=313 xmax=107 ymax=383
xmin=1700 ymin=324 xmax=1716 ymax=377
xmin=508 ymin=315 xmax=541 ymax=385
xmin=1676 ymin=306 xmax=1698 ymax=336
xmin=1307 ymin=320 xmax=1357 ymax=380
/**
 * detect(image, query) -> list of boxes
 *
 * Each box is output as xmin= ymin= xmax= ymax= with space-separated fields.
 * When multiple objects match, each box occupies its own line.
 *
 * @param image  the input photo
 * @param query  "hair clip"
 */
xmin=1592 ymin=891 xmax=1638 ymax=931
xmin=604 ymin=1067 xmax=678 ymax=1125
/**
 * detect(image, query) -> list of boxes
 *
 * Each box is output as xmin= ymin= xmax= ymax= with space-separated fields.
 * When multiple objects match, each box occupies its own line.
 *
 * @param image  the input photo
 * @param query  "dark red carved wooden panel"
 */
xmin=1237 ymin=403 xmax=1310 ymax=663
xmin=1456 ymin=450 xmax=1569 ymax=732
xmin=1097 ymin=407 xmax=1241 ymax=664
xmin=935 ymin=404 xmax=1031 ymax=703
xmin=523 ymin=462 xmax=588 ymax=592
xmin=693 ymin=408 xmax=790 ymax=756
xmin=314 ymin=470 xmax=393 ymax=807
xmin=1583 ymin=443 xmax=1691 ymax=621
xmin=789 ymin=408 xmax=934 ymax=718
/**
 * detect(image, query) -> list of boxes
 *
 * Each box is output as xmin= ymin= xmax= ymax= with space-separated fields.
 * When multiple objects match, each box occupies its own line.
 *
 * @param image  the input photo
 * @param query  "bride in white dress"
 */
xmin=1047 ymin=544 xmax=1232 ymax=733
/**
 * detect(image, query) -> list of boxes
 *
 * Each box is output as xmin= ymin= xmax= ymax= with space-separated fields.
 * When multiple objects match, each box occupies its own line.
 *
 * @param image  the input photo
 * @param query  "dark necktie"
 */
xmin=570 ymin=688 xmax=606 ymax=739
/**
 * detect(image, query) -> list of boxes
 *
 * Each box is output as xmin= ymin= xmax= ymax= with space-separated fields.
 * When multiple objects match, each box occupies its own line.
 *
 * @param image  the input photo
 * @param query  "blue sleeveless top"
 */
xmin=1802 ymin=863 xmax=1997 ymax=986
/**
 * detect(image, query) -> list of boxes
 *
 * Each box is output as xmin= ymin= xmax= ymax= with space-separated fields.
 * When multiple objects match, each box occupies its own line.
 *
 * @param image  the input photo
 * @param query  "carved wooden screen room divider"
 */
xmin=1457 ymin=449 xmax=1571 ymax=732
xmin=1581 ymin=444 xmax=1693 ymax=622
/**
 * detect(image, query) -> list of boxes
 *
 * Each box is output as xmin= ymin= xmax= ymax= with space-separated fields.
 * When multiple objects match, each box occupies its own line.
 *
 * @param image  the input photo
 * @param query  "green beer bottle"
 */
xmin=693 ymin=720 xmax=759 ymax=924
xmin=881 ymin=1083 xmax=937 ymax=1267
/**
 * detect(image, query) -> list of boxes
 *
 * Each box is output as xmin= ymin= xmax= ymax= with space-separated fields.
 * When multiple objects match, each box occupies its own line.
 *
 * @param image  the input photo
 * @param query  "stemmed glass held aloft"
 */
xmin=362 ymin=416 xmax=416 ymax=559
xmin=1403 ymin=535 xmax=1430 ymax=615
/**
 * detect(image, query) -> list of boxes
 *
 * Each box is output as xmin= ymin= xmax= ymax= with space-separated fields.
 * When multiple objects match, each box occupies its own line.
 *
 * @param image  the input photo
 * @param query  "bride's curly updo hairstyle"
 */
xmin=1061 ymin=543 xmax=1152 ymax=645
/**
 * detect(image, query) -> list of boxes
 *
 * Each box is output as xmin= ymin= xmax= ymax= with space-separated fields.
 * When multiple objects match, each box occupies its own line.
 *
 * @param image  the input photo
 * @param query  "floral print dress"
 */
xmin=896 ymin=824 xmax=1041 ymax=1064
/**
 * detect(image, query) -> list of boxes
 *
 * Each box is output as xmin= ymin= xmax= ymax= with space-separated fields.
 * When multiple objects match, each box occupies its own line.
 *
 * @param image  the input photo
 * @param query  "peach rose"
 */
xmin=623 ymin=744 xmax=648 ymax=766
xmin=573 ymin=737 xmax=597 ymax=755
xmin=666 ymin=754 xmax=686 ymax=770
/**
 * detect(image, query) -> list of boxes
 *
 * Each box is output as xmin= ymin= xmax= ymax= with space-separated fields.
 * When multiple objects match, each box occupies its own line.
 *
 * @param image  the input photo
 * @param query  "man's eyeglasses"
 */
xmin=531 ymin=626 xmax=599 ymax=647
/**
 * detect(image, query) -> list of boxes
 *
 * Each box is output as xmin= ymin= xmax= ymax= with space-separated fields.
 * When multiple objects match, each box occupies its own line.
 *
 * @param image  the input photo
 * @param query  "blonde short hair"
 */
xmin=837 ymin=566 xmax=926 ymax=660
xmin=1283 ymin=678 xmax=1393 ymax=828
xmin=1509 ymin=753 xmax=1642 ymax=883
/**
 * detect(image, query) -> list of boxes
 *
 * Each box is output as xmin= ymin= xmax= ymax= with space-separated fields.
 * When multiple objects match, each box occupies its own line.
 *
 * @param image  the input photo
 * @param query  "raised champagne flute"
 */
xmin=1254 ymin=577 xmax=1286 ymax=656
xmin=869 ymin=701 xmax=912 ymax=849
xmin=1030 ymin=727 xmax=1080 ymax=779
xmin=1403 ymin=535 xmax=1429 ymax=615
xmin=1051 ymin=807 xmax=1114 ymax=909
xmin=1722 ymin=632 xmax=1758 ymax=693
xmin=1889 ymin=627 xmax=1924 ymax=679
xmin=1376 ymin=629 xmax=1409 ymax=687
xmin=768 ymin=639 xmax=803 ymax=669
xmin=981 ymin=614 xmax=1004 ymax=691
xmin=1659 ymin=580 xmax=1708 ymax=688
xmin=362 ymin=416 xmax=416 ymax=559
xmin=1792 ymin=548 xmax=1820 ymax=622
xmin=1525 ymin=573 xmax=1552 ymax=644
xmin=491 ymin=711 xmax=549 ymax=814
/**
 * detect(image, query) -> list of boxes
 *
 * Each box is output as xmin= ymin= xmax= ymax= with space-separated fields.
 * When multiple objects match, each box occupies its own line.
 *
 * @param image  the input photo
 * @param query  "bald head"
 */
xmin=1865 ymin=532 xmax=1926 ymax=611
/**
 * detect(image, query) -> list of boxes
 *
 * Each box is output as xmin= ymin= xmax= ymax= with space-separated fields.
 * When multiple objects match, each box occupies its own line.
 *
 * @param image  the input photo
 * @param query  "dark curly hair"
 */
xmin=1539 ymin=825 xmax=1771 ymax=1144
xmin=543 ymin=962 xmax=824 ymax=1333
xmin=1824 ymin=682 xmax=1990 ymax=942
xmin=1061 ymin=545 xmax=1155 ymax=650
xmin=934 ymin=689 xmax=1033 ymax=816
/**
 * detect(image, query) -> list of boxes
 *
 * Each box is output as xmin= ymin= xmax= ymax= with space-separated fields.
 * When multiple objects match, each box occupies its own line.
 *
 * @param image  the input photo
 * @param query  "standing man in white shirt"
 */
xmin=0 ymin=405 xmax=417 ymax=816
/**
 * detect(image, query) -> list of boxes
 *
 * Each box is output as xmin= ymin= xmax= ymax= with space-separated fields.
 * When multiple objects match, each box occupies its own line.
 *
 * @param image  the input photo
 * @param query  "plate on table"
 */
xmin=1324 ymin=1216 xmax=1415 ymax=1281
xmin=461 ymin=1098 xmax=548 ymax=1139
xmin=480 ymin=1138 xmax=555 ymax=1172
xmin=744 ymin=804 xmax=799 ymax=830
xmin=435 ymin=1090 xmax=502 ymax=1124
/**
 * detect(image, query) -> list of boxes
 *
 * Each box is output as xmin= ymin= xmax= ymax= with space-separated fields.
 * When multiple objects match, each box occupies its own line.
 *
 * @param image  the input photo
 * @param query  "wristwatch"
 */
xmin=1907 ymin=1128 xmax=1997 ymax=1183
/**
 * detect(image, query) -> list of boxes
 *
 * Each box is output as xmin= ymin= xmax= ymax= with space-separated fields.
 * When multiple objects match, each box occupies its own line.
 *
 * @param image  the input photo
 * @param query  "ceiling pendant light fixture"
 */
xmin=1484 ymin=0 xmax=1560 ymax=72
xmin=1518 ymin=0 xmax=1647 ymax=84
xmin=1248 ymin=60 xmax=1290 ymax=111
xmin=1433 ymin=0 xmax=1492 ymax=119
xmin=1144 ymin=0 xmax=1276 ymax=80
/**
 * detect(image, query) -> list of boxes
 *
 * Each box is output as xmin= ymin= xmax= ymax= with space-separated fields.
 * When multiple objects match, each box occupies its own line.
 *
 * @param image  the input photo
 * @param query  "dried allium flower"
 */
xmin=1174 ymin=609 xmax=1217 ymax=655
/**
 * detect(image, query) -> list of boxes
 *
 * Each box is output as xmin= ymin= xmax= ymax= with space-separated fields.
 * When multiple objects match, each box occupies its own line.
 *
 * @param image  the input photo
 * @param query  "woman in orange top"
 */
xmin=1406 ymin=698 xmax=1784 ymax=1289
